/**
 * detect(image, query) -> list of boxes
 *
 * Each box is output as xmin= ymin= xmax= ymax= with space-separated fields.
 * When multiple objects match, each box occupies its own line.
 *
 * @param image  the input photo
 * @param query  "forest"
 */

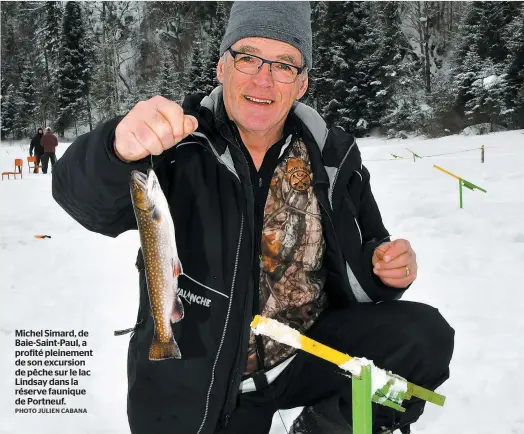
xmin=1 ymin=1 xmax=523 ymax=140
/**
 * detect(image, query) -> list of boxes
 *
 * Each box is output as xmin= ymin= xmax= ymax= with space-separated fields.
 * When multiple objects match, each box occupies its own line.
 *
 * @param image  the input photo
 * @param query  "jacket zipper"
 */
xmin=193 ymin=127 xmax=248 ymax=433
xmin=214 ymin=125 xmax=258 ymax=427
xmin=329 ymin=139 xmax=356 ymax=206
xmin=328 ymin=140 xmax=363 ymax=245
xmin=197 ymin=214 xmax=244 ymax=434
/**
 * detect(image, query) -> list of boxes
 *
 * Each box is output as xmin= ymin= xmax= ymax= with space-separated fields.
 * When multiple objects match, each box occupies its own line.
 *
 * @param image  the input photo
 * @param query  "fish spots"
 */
xmin=131 ymin=169 xmax=183 ymax=360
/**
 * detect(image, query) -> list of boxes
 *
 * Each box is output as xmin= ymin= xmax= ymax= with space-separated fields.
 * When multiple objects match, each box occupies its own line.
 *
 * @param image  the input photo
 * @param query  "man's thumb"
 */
xmin=183 ymin=115 xmax=198 ymax=136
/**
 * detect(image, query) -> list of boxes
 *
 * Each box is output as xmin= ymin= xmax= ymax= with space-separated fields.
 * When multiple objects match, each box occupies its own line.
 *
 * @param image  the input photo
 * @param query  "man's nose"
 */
xmin=252 ymin=62 xmax=274 ymax=86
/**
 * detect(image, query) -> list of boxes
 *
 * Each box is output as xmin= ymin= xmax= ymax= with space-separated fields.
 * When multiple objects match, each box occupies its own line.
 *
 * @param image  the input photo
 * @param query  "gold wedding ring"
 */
xmin=405 ymin=266 xmax=410 ymax=277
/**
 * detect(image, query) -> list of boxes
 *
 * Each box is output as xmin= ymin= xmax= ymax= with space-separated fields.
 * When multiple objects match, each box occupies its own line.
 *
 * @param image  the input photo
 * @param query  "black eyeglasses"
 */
xmin=227 ymin=47 xmax=306 ymax=84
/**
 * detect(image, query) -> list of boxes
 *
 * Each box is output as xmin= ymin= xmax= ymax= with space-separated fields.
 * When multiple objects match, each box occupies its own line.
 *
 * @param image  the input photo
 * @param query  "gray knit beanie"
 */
xmin=219 ymin=1 xmax=312 ymax=70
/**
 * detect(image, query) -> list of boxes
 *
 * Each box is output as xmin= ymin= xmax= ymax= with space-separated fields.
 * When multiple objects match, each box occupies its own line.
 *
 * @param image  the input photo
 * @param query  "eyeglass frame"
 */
xmin=227 ymin=47 xmax=306 ymax=83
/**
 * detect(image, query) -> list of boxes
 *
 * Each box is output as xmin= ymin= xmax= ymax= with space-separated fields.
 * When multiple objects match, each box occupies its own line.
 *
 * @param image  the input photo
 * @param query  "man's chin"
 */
xmin=238 ymin=120 xmax=278 ymax=133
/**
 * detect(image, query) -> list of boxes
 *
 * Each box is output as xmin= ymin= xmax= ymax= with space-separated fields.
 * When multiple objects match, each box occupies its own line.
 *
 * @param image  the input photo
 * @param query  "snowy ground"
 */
xmin=1 ymin=130 xmax=523 ymax=434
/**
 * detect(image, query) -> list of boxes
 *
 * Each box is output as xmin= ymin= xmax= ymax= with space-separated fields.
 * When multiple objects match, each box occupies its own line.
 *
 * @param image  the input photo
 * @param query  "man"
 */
xmin=29 ymin=127 xmax=44 ymax=173
xmin=40 ymin=126 xmax=58 ymax=174
xmin=52 ymin=2 xmax=454 ymax=434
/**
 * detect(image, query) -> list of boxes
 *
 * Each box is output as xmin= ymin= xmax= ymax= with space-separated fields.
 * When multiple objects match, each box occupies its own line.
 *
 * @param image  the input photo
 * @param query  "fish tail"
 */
xmin=149 ymin=335 xmax=182 ymax=361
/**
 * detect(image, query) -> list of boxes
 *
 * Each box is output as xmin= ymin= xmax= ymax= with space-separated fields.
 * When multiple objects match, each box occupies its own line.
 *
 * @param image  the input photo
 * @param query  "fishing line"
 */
xmin=363 ymin=147 xmax=481 ymax=162
xmin=181 ymin=272 xmax=230 ymax=299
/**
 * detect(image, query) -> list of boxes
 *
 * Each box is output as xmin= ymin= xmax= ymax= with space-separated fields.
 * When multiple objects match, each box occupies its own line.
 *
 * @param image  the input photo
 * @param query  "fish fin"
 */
xmin=151 ymin=206 xmax=162 ymax=223
xmin=149 ymin=335 xmax=182 ymax=360
xmin=173 ymin=258 xmax=183 ymax=278
xmin=171 ymin=294 xmax=184 ymax=323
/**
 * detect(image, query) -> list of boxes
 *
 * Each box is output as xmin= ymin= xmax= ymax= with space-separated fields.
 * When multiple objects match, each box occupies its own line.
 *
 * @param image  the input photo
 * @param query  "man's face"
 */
xmin=217 ymin=37 xmax=308 ymax=135
xmin=38 ymin=129 xmax=43 ymax=134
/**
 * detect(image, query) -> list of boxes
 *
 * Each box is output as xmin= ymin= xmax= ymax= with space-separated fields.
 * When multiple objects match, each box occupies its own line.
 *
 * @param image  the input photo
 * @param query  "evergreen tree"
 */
xmin=322 ymin=2 xmax=383 ymax=134
xmin=157 ymin=57 xmax=180 ymax=101
xmin=503 ymin=5 xmax=524 ymax=128
xmin=42 ymin=1 xmax=63 ymax=66
xmin=320 ymin=2 xmax=356 ymax=129
xmin=463 ymin=58 xmax=508 ymax=128
xmin=453 ymin=1 xmax=520 ymax=127
xmin=377 ymin=2 xmax=423 ymax=134
xmin=40 ymin=1 xmax=63 ymax=125
xmin=201 ymin=2 xmax=229 ymax=94
xmin=15 ymin=62 xmax=39 ymax=136
xmin=309 ymin=1 xmax=331 ymax=110
xmin=186 ymin=39 xmax=207 ymax=95
xmin=1 ymin=84 xmax=17 ymax=139
xmin=55 ymin=1 xmax=91 ymax=136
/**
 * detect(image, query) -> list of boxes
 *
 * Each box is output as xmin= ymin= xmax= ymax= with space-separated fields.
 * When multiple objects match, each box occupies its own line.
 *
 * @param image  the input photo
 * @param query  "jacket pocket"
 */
xmin=171 ymin=274 xmax=230 ymax=359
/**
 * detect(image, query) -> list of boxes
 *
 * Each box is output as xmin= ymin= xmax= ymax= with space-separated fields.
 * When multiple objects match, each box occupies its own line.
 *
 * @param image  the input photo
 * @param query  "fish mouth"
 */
xmin=130 ymin=170 xmax=152 ymax=211
xmin=146 ymin=168 xmax=158 ymax=196
xmin=131 ymin=170 xmax=148 ymax=190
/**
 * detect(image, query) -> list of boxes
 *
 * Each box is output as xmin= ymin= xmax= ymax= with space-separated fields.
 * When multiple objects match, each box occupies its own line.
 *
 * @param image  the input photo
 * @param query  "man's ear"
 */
xmin=296 ymin=72 xmax=309 ymax=100
xmin=217 ymin=57 xmax=224 ymax=84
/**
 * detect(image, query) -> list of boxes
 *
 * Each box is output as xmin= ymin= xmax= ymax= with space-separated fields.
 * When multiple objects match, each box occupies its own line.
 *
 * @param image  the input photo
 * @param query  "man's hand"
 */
xmin=372 ymin=239 xmax=417 ymax=288
xmin=114 ymin=96 xmax=198 ymax=162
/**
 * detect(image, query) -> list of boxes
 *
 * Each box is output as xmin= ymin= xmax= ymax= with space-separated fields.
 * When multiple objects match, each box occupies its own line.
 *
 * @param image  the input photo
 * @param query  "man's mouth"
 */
xmin=244 ymin=95 xmax=273 ymax=105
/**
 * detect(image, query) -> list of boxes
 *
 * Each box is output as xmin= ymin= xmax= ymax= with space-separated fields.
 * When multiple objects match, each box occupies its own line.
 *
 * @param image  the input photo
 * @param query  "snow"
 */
xmin=252 ymin=317 xmax=302 ymax=349
xmin=482 ymin=74 xmax=504 ymax=90
xmin=1 ymin=129 xmax=524 ymax=434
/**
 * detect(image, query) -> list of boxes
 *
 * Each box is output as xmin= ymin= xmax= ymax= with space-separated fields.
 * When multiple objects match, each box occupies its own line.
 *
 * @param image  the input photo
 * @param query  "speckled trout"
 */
xmin=130 ymin=168 xmax=184 ymax=360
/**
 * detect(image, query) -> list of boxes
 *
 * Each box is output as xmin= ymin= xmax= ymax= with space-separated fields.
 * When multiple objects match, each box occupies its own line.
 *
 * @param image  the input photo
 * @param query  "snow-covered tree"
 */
xmin=55 ymin=1 xmax=92 ymax=136
xmin=376 ymin=2 xmax=423 ymax=134
xmin=306 ymin=1 xmax=330 ymax=109
xmin=200 ymin=2 xmax=229 ymax=94
xmin=503 ymin=5 xmax=524 ymax=128
xmin=321 ymin=2 xmax=385 ymax=134
xmin=1 ymin=84 xmax=17 ymax=139
xmin=14 ymin=62 xmax=39 ymax=135
xmin=452 ymin=1 xmax=520 ymax=129
xmin=186 ymin=39 xmax=208 ymax=95
xmin=1 ymin=1 xmax=523 ymax=139
xmin=157 ymin=57 xmax=180 ymax=101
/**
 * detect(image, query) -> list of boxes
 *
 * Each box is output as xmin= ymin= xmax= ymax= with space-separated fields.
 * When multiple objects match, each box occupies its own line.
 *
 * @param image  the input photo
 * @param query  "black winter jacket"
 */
xmin=52 ymin=87 xmax=405 ymax=434
xmin=30 ymin=133 xmax=44 ymax=156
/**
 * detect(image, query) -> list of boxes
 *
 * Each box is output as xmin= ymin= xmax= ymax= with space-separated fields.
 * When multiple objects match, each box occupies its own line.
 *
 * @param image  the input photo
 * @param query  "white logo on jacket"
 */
xmin=177 ymin=287 xmax=211 ymax=308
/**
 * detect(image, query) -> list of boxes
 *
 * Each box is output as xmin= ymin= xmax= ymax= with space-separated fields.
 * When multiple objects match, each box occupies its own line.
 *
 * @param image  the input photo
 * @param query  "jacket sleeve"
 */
xmin=357 ymin=165 xmax=407 ymax=301
xmin=29 ymin=139 xmax=34 ymax=155
xmin=52 ymin=116 xmax=152 ymax=238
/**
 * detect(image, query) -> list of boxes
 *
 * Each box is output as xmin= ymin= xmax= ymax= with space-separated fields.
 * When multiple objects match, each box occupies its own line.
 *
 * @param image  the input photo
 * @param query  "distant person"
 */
xmin=40 ymin=127 xmax=58 ymax=174
xmin=29 ymin=127 xmax=44 ymax=173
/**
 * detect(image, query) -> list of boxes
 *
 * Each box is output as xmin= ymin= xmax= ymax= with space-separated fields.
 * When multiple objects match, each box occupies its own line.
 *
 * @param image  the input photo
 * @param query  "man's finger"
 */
xmin=174 ymin=115 xmax=198 ymax=142
xmin=152 ymin=97 xmax=198 ymax=142
xmin=134 ymin=121 xmax=164 ymax=156
xmin=372 ymin=242 xmax=391 ymax=263
xmin=152 ymin=96 xmax=186 ymax=138
xmin=374 ymin=263 xmax=417 ymax=279
xmin=144 ymin=111 xmax=177 ymax=149
xmin=117 ymin=130 xmax=149 ymax=161
xmin=374 ymin=267 xmax=407 ymax=279
xmin=382 ymin=239 xmax=411 ymax=263
xmin=184 ymin=115 xmax=198 ymax=135
xmin=374 ymin=252 xmax=412 ymax=270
